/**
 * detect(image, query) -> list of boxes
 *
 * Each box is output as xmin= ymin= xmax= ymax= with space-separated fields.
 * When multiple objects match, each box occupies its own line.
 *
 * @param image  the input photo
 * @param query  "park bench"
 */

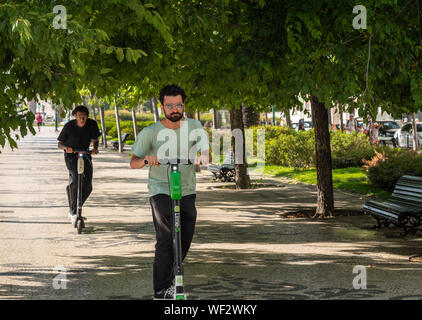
xmin=209 ymin=153 xmax=235 ymax=182
xmin=362 ymin=175 xmax=422 ymax=235
xmin=112 ymin=132 xmax=129 ymax=150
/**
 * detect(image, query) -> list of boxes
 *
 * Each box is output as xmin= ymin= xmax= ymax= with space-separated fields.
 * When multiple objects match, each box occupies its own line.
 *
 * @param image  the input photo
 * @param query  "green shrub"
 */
xmin=198 ymin=113 xmax=213 ymax=125
xmin=262 ymin=128 xmax=377 ymax=169
xmin=330 ymin=131 xmax=375 ymax=168
xmin=265 ymin=129 xmax=315 ymax=168
xmin=365 ymin=150 xmax=422 ymax=191
xmin=262 ymin=125 xmax=295 ymax=139
xmin=104 ymin=110 xmax=157 ymax=122
xmin=107 ymin=120 xmax=155 ymax=140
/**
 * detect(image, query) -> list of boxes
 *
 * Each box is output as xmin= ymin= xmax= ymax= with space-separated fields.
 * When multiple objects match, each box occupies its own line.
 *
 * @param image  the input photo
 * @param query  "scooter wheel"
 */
xmin=76 ymin=219 xmax=83 ymax=234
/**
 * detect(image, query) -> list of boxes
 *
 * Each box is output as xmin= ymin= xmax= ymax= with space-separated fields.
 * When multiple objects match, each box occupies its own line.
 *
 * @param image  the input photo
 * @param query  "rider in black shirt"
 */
xmin=57 ymin=105 xmax=100 ymax=224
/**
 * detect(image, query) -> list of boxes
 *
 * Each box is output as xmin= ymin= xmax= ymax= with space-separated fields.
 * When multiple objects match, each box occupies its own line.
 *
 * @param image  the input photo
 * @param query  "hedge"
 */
xmin=364 ymin=149 xmax=422 ymax=191
xmin=97 ymin=120 xmax=155 ymax=141
xmin=262 ymin=127 xmax=376 ymax=169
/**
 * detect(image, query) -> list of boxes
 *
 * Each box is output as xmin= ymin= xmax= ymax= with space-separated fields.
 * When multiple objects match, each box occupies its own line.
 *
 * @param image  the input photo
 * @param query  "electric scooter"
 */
xmin=144 ymin=158 xmax=192 ymax=300
xmin=71 ymin=150 xmax=92 ymax=234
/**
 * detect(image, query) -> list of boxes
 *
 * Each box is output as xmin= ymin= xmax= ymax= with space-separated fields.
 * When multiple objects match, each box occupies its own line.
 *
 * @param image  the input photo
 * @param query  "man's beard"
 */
xmin=165 ymin=111 xmax=183 ymax=122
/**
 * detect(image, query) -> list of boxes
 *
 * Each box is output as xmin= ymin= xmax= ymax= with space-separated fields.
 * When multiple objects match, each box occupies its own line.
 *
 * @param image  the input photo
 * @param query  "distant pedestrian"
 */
xmin=346 ymin=114 xmax=358 ymax=133
xmin=36 ymin=113 xmax=43 ymax=132
xmin=370 ymin=122 xmax=382 ymax=145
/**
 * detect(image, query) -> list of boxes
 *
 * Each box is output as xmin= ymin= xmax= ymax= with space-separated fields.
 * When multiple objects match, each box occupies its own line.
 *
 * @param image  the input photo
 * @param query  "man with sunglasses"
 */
xmin=130 ymin=84 xmax=209 ymax=299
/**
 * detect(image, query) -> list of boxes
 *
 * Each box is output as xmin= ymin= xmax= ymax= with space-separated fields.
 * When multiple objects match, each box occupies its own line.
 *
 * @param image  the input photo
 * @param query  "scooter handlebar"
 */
xmin=144 ymin=158 xmax=193 ymax=165
xmin=72 ymin=149 xmax=92 ymax=154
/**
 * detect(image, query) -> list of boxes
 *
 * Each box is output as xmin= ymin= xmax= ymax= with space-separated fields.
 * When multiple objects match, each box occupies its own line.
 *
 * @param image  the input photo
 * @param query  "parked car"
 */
xmin=302 ymin=121 xmax=313 ymax=131
xmin=292 ymin=121 xmax=312 ymax=131
xmin=377 ymin=121 xmax=401 ymax=146
xmin=394 ymin=123 xmax=422 ymax=148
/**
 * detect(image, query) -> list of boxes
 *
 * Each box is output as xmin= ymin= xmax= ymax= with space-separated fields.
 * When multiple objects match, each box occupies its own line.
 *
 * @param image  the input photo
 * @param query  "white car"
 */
xmin=394 ymin=123 xmax=422 ymax=148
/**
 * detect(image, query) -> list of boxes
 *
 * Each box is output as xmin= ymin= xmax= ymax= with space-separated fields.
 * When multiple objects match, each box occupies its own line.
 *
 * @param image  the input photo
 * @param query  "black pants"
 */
xmin=65 ymin=153 xmax=93 ymax=215
xmin=149 ymin=193 xmax=197 ymax=292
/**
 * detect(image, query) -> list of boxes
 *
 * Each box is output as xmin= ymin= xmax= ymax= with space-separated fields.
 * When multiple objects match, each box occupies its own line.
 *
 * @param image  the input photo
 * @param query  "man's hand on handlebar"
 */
xmin=144 ymin=155 xmax=159 ymax=167
xmin=65 ymin=147 xmax=73 ymax=153
xmin=137 ymin=155 xmax=207 ymax=168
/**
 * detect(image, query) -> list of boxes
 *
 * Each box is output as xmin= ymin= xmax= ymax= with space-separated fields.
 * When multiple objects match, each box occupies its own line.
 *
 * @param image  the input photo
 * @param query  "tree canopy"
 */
xmin=2 ymin=0 xmax=422 ymax=146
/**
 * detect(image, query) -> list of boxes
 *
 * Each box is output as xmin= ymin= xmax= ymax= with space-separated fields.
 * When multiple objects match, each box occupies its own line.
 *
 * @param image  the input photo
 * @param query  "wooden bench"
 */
xmin=112 ymin=132 xmax=129 ymax=150
xmin=209 ymin=154 xmax=235 ymax=182
xmin=362 ymin=175 xmax=422 ymax=235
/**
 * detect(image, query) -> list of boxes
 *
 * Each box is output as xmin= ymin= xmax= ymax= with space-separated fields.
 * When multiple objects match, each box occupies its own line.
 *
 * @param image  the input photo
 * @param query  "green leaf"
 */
xmin=77 ymin=48 xmax=88 ymax=54
xmin=100 ymin=68 xmax=113 ymax=74
xmin=116 ymin=47 xmax=124 ymax=62
xmin=106 ymin=46 xmax=115 ymax=54
xmin=126 ymin=48 xmax=133 ymax=63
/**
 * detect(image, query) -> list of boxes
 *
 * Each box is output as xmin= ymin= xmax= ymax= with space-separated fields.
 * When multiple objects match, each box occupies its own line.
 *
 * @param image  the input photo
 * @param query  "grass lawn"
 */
xmin=253 ymin=165 xmax=390 ymax=198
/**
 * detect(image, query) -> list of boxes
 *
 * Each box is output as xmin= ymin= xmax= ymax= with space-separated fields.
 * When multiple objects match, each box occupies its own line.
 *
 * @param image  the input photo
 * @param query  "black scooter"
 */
xmin=71 ymin=150 xmax=91 ymax=234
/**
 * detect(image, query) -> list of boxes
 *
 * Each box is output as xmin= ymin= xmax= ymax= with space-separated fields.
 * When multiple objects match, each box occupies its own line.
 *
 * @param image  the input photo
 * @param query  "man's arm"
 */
xmin=91 ymin=138 xmax=99 ymax=155
xmin=130 ymin=127 xmax=157 ymax=168
xmin=130 ymin=154 xmax=159 ymax=169
xmin=130 ymin=155 xmax=146 ymax=169
xmin=58 ymin=141 xmax=73 ymax=153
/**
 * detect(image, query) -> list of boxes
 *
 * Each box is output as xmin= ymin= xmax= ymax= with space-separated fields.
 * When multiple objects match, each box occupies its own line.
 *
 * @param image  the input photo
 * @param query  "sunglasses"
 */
xmin=165 ymin=103 xmax=184 ymax=110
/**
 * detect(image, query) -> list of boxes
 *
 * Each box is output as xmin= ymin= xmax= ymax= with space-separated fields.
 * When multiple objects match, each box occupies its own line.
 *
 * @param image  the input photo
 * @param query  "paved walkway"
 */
xmin=1 ymin=127 xmax=422 ymax=299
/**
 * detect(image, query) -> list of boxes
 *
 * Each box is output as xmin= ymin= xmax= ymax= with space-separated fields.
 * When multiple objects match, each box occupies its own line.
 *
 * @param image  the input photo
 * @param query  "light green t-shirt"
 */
xmin=132 ymin=118 xmax=209 ymax=197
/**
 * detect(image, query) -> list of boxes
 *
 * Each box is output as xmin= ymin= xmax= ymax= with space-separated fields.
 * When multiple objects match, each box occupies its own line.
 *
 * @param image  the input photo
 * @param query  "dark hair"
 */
xmin=159 ymin=84 xmax=186 ymax=105
xmin=72 ymin=105 xmax=89 ymax=116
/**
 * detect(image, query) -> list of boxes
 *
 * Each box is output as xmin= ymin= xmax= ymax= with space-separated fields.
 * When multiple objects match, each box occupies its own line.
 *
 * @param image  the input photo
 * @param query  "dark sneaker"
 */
xmin=154 ymin=286 xmax=175 ymax=300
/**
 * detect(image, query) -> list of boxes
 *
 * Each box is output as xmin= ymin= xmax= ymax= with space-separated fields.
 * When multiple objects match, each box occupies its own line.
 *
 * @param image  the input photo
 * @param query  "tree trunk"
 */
xmin=152 ymin=96 xmax=160 ymax=122
xmin=242 ymin=104 xmax=260 ymax=129
xmin=265 ymin=110 xmax=269 ymax=126
xmin=412 ymin=112 xmax=419 ymax=151
xmin=328 ymin=107 xmax=332 ymax=129
xmin=114 ymin=99 xmax=123 ymax=153
xmin=99 ymin=105 xmax=107 ymax=148
xmin=230 ymin=106 xmax=251 ymax=189
xmin=339 ymin=105 xmax=344 ymax=132
xmin=285 ymin=110 xmax=292 ymax=128
xmin=90 ymin=95 xmax=97 ymax=121
xmin=92 ymin=104 xmax=97 ymax=122
xmin=131 ymin=108 xmax=138 ymax=138
xmin=186 ymin=111 xmax=195 ymax=118
xmin=310 ymin=96 xmax=335 ymax=218
xmin=196 ymin=111 xmax=201 ymax=121
xmin=213 ymin=108 xmax=218 ymax=128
